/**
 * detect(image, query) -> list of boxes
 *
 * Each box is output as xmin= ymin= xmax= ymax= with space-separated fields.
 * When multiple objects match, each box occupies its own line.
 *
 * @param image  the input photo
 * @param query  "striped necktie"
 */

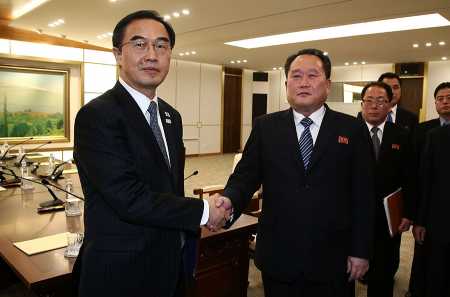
xmin=148 ymin=101 xmax=170 ymax=168
xmin=299 ymin=117 xmax=314 ymax=170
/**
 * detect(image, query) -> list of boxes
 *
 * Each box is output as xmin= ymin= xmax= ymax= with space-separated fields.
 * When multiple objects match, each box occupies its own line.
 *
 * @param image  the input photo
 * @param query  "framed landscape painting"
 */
xmin=0 ymin=65 xmax=69 ymax=143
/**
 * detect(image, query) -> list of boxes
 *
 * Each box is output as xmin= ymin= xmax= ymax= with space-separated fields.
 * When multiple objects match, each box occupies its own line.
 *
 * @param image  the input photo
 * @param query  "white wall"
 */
xmin=160 ymin=60 xmax=223 ymax=155
xmin=425 ymin=61 xmax=450 ymax=121
xmin=0 ymin=38 xmax=223 ymax=156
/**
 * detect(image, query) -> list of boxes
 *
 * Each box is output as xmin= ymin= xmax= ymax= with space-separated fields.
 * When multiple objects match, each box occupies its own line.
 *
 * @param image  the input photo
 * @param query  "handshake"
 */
xmin=206 ymin=194 xmax=233 ymax=232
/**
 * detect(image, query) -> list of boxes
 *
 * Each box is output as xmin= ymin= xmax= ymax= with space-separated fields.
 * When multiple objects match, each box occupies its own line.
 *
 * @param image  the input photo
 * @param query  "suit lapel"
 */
xmin=308 ymin=107 xmax=337 ymax=170
xmin=112 ymin=83 xmax=171 ymax=175
xmin=379 ymin=122 xmax=394 ymax=160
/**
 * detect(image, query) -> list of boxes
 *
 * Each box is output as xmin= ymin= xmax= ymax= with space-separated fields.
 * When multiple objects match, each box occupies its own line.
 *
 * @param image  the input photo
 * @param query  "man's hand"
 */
xmin=205 ymin=194 xmax=233 ymax=231
xmin=213 ymin=194 xmax=233 ymax=212
xmin=347 ymin=256 xmax=369 ymax=281
xmin=398 ymin=218 xmax=412 ymax=233
xmin=413 ymin=225 xmax=426 ymax=244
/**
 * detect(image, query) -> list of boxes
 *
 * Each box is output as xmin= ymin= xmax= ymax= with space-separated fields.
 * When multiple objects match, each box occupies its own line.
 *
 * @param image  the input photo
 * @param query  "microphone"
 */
xmin=184 ymin=170 xmax=198 ymax=181
xmin=0 ymin=137 xmax=34 ymax=160
xmin=0 ymin=170 xmax=84 ymax=209
xmin=15 ymin=141 xmax=52 ymax=167
xmin=47 ymin=159 xmax=73 ymax=181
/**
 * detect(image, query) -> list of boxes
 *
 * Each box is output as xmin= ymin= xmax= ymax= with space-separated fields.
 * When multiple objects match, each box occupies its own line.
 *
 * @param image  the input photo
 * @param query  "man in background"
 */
xmin=359 ymin=81 xmax=413 ymax=297
xmin=378 ymin=72 xmax=419 ymax=132
xmin=408 ymin=82 xmax=450 ymax=297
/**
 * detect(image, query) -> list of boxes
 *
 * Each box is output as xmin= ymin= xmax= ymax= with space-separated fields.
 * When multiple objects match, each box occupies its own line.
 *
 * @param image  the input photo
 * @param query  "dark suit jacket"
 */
xmin=395 ymin=106 xmax=418 ymax=133
xmin=73 ymin=82 xmax=204 ymax=297
xmin=410 ymin=118 xmax=441 ymax=220
xmin=224 ymin=106 xmax=374 ymax=282
xmin=417 ymin=125 xmax=450 ymax=243
xmin=361 ymin=121 xmax=413 ymax=237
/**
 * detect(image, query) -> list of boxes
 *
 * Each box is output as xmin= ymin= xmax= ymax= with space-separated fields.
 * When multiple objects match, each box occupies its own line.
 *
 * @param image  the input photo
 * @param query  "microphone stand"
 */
xmin=184 ymin=170 xmax=199 ymax=181
xmin=0 ymin=170 xmax=84 ymax=211
xmin=15 ymin=141 xmax=52 ymax=167
xmin=0 ymin=137 xmax=34 ymax=160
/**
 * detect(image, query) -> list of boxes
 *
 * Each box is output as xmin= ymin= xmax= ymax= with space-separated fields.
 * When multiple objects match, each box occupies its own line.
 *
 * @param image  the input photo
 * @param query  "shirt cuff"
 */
xmin=200 ymin=199 xmax=209 ymax=225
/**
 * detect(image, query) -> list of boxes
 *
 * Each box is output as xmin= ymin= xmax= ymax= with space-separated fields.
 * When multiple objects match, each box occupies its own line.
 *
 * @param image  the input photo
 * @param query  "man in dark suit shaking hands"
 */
xmin=74 ymin=10 xmax=229 ymax=297
xmin=216 ymin=49 xmax=374 ymax=297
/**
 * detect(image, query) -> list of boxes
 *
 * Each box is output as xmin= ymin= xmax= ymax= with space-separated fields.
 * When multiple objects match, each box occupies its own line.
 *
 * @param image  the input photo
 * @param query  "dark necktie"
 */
xmin=386 ymin=111 xmax=393 ymax=123
xmin=148 ymin=101 xmax=170 ymax=168
xmin=299 ymin=117 xmax=314 ymax=170
xmin=371 ymin=126 xmax=380 ymax=160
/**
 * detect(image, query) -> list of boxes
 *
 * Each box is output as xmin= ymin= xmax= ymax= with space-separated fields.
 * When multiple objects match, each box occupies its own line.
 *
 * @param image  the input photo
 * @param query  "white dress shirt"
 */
xmin=389 ymin=104 xmax=398 ymax=123
xmin=365 ymin=120 xmax=387 ymax=143
xmin=119 ymin=78 xmax=209 ymax=225
xmin=293 ymin=105 xmax=326 ymax=145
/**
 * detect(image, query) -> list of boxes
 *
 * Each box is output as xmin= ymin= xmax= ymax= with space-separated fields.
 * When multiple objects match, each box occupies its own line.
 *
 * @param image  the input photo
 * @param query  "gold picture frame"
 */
xmin=0 ymin=64 xmax=70 ymax=144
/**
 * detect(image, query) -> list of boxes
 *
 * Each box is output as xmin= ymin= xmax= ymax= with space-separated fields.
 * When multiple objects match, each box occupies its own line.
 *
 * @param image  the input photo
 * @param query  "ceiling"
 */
xmin=4 ymin=0 xmax=450 ymax=71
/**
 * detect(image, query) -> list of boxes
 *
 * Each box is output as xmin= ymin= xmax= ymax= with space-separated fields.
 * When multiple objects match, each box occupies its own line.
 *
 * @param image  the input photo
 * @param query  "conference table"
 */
xmin=0 ymin=170 xmax=258 ymax=297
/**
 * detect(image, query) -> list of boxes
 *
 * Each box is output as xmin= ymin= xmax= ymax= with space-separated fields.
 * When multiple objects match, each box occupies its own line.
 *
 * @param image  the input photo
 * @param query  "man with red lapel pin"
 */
xmin=215 ymin=48 xmax=374 ymax=297
xmin=358 ymin=81 xmax=414 ymax=297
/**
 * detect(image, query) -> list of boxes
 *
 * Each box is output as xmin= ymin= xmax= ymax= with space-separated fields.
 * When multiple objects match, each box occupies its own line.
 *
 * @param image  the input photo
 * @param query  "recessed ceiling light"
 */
xmin=272 ymin=67 xmax=277 ymax=70
xmin=426 ymin=42 xmax=432 ymax=47
xmin=179 ymin=53 xmax=184 ymax=56
xmin=278 ymin=67 xmax=283 ymax=70
xmin=230 ymin=61 xmax=235 ymax=64
xmin=353 ymin=62 xmax=358 ymax=65
xmin=173 ymin=12 xmax=180 ymax=18
xmin=442 ymin=57 xmax=448 ymax=60
xmin=48 ymin=18 xmax=65 ymax=28
xmin=243 ymin=59 xmax=247 ymax=63
xmin=225 ymin=13 xmax=450 ymax=48
xmin=185 ymin=52 xmax=190 ymax=55
xmin=109 ymin=0 xmax=117 ymax=2
xmin=323 ymin=51 xmax=329 ymax=56
xmin=164 ymin=15 xmax=171 ymax=20
xmin=413 ymin=43 xmax=419 ymax=48
xmin=439 ymin=41 xmax=446 ymax=46
xmin=345 ymin=62 xmax=350 ymax=66
xmin=361 ymin=61 xmax=366 ymax=65
xmin=236 ymin=60 xmax=241 ymax=63
xmin=191 ymin=51 xmax=196 ymax=55
xmin=182 ymin=9 xmax=190 ymax=15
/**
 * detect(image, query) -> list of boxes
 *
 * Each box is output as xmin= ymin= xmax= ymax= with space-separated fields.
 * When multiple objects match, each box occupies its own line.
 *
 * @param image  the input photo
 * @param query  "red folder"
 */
xmin=383 ymin=188 xmax=403 ymax=237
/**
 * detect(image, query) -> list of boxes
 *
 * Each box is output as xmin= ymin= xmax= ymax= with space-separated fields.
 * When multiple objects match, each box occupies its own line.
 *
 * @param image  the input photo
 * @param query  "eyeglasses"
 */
xmin=436 ymin=95 xmax=450 ymax=103
xmin=362 ymin=98 xmax=389 ymax=107
xmin=120 ymin=37 xmax=171 ymax=55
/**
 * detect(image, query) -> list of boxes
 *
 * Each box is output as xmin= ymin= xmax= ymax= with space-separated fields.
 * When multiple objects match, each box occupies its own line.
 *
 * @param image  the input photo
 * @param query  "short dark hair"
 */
xmin=434 ymin=82 xmax=450 ymax=98
xmin=284 ymin=48 xmax=331 ymax=79
xmin=112 ymin=10 xmax=176 ymax=49
xmin=377 ymin=72 xmax=401 ymax=86
xmin=361 ymin=81 xmax=393 ymax=102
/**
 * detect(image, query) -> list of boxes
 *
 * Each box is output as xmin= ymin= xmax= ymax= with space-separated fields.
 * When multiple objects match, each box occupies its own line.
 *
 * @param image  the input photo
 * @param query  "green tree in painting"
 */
xmin=11 ymin=123 xmax=31 ymax=137
xmin=56 ymin=119 xmax=64 ymax=130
